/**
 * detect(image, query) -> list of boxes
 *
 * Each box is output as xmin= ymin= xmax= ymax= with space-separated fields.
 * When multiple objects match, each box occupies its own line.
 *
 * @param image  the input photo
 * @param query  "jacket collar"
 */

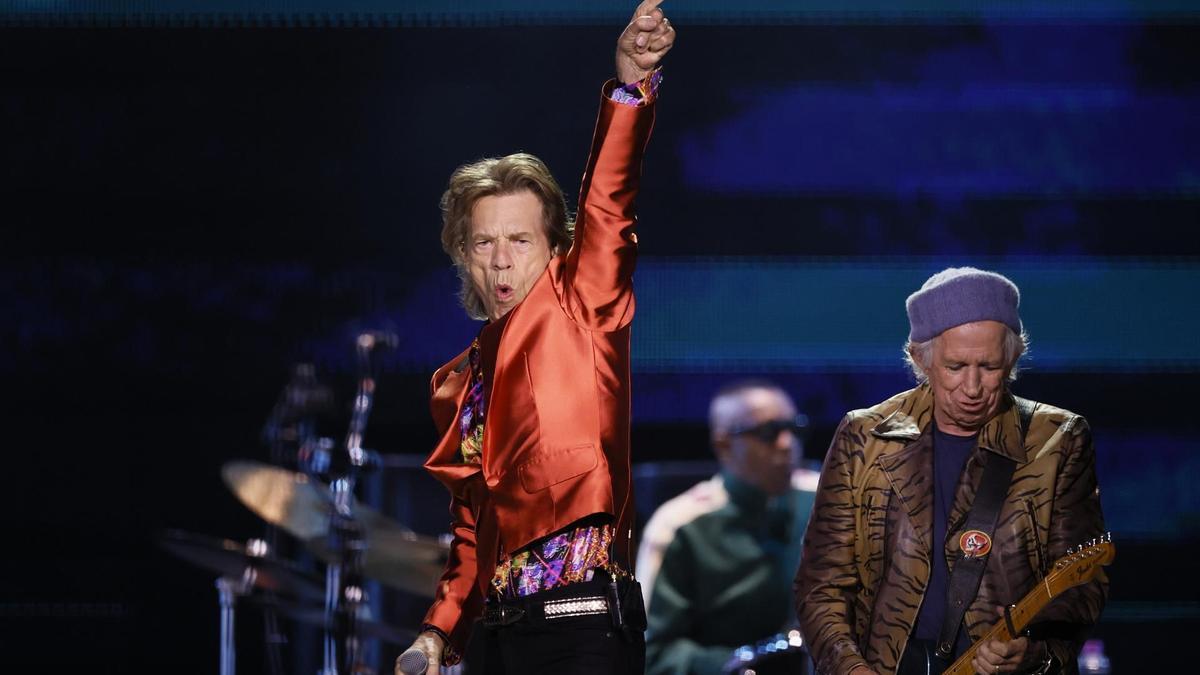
xmin=871 ymin=383 xmax=1028 ymax=464
xmin=721 ymin=470 xmax=770 ymax=515
xmin=869 ymin=384 xmax=1029 ymax=557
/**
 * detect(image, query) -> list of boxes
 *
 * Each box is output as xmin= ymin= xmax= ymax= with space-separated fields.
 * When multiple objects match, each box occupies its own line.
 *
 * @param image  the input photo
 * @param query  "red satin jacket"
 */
xmin=422 ymin=84 xmax=655 ymax=652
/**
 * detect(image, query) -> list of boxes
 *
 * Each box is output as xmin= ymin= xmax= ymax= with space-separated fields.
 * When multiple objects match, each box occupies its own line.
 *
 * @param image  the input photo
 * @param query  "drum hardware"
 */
xmin=317 ymin=330 xmax=394 ymax=675
xmin=159 ymin=529 xmax=324 ymax=601
xmin=166 ymin=331 xmax=438 ymax=674
xmin=222 ymin=459 xmax=449 ymax=596
xmin=159 ymin=528 xmax=417 ymax=672
xmin=261 ymin=362 xmax=335 ymax=675
xmin=160 ymin=530 xmax=325 ymax=675
xmin=247 ymin=594 xmax=416 ymax=646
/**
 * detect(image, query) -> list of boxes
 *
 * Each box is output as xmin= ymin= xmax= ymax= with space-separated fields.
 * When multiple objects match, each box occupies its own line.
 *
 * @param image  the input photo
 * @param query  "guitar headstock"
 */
xmin=1046 ymin=533 xmax=1115 ymax=597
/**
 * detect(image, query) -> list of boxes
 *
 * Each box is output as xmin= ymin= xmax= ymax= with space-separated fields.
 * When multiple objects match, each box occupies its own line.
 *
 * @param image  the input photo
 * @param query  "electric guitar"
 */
xmin=943 ymin=534 xmax=1115 ymax=675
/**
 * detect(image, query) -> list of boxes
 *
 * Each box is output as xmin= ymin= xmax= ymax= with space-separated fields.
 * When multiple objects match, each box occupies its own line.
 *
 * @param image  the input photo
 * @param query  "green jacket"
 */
xmin=640 ymin=471 xmax=817 ymax=675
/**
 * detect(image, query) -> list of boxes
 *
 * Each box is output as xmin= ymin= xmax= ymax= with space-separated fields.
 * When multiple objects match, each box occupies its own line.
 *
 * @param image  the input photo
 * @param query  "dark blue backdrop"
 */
xmin=3 ymin=3 xmax=1198 ymax=672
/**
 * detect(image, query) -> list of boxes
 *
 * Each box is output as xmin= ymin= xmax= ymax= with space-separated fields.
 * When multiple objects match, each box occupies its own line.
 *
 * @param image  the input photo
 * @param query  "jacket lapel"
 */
xmin=873 ymin=386 xmax=935 ymax=552
xmin=977 ymin=392 xmax=1029 ymax=464
xmin=425 ymin=348 xmax=483 ymax=489
xmin=946 ymin=391 xmax=1028 ymax=536
xmin=429 ymin=347 xmax=471 ymax=442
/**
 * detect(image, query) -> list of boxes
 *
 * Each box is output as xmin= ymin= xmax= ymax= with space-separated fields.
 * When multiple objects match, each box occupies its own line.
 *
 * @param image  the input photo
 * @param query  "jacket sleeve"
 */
xmin=1027 ymin=415 xmax=1109 ymax=671
xmin=794 ymin=415 xmax=872 ymax=675
xmin=557 ymin=80 xmax=655 ymax=332
xmin=422 ymin=493 xmax=485 ymax=657
xmin=645 ymin=536 xmax=734 ymax=675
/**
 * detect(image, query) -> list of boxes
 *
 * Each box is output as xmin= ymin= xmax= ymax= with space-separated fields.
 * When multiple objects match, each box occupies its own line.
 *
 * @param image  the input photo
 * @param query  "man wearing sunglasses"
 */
xmin=637 ymin=380 xmax=819 ymax=675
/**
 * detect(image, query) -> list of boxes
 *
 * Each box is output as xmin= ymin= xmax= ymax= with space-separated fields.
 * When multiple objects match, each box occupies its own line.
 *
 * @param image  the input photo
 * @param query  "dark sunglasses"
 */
xmin=728 ymin=414 xmax=809 ymax=443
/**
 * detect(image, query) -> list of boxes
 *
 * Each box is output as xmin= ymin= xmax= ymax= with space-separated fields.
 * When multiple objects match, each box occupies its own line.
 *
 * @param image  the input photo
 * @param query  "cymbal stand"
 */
xmin=215 ymin=561 xmax=258 ymax=675
xmin=262 ymin=363 xmax=326 ymax=675
xmin=319 ymin=332 xmax=392 ymax=675
xmin=217 ymin=577 xmax=237 ymax=675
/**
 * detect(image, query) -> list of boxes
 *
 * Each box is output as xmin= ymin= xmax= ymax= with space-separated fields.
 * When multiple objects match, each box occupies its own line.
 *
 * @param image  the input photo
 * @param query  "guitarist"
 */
xmin=794 ymin=267 xmax=1107 ymax=675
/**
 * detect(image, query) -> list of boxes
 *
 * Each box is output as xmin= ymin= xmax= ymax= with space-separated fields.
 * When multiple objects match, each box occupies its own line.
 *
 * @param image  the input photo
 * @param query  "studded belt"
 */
xmin=482 ymin=594 xmax=611 ymax=627
xmin=542 ymin=595 xmax=609 ymax=619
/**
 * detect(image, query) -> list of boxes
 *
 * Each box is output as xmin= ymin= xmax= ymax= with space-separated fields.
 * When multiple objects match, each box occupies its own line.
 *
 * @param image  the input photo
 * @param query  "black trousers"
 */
xmin=475 ymin=575 xmax=646 ymax=675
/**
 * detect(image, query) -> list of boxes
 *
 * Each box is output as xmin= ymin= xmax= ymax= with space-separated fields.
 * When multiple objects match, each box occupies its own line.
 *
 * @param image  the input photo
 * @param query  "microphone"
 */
xmin=395 ymin=647 xmax=430 ymax=675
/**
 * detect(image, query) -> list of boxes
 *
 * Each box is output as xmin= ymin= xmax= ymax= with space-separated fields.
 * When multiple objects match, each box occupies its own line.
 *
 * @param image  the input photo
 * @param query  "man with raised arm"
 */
xmin=397 ymin=3 xmax=675 ymax=673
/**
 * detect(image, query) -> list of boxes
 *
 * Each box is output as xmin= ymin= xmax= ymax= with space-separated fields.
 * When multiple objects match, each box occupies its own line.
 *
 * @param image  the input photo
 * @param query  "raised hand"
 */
xmin=616 ymin=0 xmax=676 ymax=85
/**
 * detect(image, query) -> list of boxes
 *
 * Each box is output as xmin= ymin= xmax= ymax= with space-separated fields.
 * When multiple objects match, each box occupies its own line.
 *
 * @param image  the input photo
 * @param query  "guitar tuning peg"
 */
xmin=1066 ymin=546 xmax=1076 ymax=555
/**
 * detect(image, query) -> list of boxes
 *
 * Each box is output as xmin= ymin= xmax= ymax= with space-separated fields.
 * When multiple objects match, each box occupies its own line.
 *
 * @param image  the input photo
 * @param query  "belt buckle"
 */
xmin=483 ymin=603 xmax=525 ymax=627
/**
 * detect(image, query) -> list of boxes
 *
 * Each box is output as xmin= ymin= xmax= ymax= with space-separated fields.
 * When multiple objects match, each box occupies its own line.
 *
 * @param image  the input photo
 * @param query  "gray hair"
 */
xmin=903 ymin=327 xmax=1029 ymax=383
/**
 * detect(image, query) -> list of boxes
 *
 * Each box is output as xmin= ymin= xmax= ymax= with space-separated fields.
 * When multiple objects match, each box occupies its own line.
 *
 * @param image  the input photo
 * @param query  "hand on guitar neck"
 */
xmin=948 ymin=537 xmax=1113 ymax=675
xmin=847 ymin=630 xmax=1045 ymax=675
xmin=847 ymin=629 xmax=1044 ymax=675
xmin=968 ymin=606 xmax=1047 ymax=675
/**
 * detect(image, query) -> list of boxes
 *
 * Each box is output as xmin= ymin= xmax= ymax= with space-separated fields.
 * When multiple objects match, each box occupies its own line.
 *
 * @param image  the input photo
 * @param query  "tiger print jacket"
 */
xmin=794 ymin=384 xmax=1107 ymax=675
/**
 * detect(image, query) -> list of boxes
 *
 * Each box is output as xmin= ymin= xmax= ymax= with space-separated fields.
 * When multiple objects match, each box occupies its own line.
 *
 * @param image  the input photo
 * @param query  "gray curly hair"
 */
xmin=903 ymin=327 xmax=1029 ymax=383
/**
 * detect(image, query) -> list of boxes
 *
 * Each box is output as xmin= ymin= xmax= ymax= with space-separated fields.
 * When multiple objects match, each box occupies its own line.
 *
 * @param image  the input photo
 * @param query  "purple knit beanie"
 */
xmin=906 ymin=267 xmax=1022 ymax=342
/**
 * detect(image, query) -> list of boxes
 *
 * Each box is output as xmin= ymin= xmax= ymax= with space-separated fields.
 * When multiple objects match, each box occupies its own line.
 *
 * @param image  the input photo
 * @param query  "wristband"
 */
xmin=418 ymin=623 xmax=462 ymax=666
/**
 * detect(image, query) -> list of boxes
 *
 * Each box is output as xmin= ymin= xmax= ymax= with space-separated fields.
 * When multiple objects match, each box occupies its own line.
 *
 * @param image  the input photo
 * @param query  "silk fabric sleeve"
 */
xmin=558 ymin=80 xmax=656 ymax=332
xmin=421 ymin=493 xmax=484 ymax=656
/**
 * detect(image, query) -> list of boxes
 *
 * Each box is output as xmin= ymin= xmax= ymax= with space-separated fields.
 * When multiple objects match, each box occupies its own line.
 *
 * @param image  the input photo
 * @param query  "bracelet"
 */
xmin=418 ymin=624 xmax=462 ymax=666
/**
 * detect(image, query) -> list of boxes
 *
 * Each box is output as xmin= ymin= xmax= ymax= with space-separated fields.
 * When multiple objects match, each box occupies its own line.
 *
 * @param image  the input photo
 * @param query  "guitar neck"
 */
xmin=942 ymin=579 xmax=1055 ymax=675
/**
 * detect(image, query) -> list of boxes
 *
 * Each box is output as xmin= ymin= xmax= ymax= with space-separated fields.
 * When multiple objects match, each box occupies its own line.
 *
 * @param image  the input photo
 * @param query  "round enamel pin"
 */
xmin=959 ymin=530 xmax=993 ymax=558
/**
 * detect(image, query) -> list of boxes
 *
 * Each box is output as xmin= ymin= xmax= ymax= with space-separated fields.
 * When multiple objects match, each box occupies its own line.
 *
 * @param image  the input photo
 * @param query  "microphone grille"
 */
xmin=396 ymin=648 xmax=429 ymax=675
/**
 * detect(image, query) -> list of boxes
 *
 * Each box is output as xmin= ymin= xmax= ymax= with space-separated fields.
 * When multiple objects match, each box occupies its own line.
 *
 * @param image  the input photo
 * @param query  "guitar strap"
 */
xmin=933 ymin=397 xmax=1035 ymax=659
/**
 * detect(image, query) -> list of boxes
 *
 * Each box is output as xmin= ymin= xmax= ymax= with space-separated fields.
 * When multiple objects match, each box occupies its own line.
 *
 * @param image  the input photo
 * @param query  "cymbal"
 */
xmin=249 ymin=596 xmax=416 ymax=646
xmin=159 ymin=529 xmax=324 ymax=601
xmin=307 ymin=529 xmax=448 ymax=598
xmin=222 ymin=460 xmax=448 ymax=597
xmin=222 ymin=460 xmax=339 ymax=541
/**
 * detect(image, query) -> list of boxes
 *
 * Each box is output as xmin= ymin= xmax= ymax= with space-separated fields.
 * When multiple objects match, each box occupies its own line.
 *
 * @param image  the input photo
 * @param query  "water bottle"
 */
xmin=1077 ymin=639 xmax=1111 ymax=674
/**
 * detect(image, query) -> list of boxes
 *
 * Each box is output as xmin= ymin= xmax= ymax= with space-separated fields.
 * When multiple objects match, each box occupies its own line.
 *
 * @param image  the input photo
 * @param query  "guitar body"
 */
xmin=941 ymin=537 xmax=1114 ymax=675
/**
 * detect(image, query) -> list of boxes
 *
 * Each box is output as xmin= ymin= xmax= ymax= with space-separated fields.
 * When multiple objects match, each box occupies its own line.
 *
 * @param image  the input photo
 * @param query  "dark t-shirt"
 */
xmin=912 ymin=423 xmax=978 ymax=651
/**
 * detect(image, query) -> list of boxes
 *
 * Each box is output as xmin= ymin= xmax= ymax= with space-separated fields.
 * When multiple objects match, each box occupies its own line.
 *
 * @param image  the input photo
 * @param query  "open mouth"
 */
xmin=495 ymin=284 xmax=514 ymax=302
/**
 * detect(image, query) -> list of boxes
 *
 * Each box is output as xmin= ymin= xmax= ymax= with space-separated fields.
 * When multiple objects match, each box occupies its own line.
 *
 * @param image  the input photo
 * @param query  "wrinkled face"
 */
xmin=466 ymin=190 xmax=555 ymax=321
xmin=716 ymin=388 xmax=801 ymax=496
xmin=926 ymin=320 xmax=1010 ymax=436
